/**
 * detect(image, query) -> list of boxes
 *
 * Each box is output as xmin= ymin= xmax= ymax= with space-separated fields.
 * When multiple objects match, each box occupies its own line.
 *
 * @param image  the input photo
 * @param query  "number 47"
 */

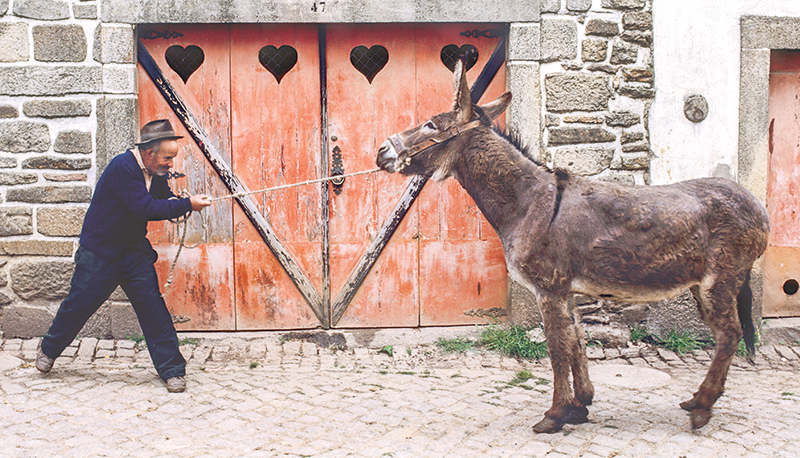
xmin=311 ymin=1 xmax=326 ymax=12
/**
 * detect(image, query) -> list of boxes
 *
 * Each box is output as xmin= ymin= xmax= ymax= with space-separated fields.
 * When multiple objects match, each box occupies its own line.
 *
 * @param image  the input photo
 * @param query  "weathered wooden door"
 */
xmin=765 ymin=50 xmax=800 ymax=317
xmin=138 ymin=24 xmax=507 ymax=330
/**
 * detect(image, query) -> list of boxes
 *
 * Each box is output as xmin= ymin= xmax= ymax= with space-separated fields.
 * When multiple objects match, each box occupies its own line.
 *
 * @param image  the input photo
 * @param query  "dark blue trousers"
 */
xmin=41 ymin=246 xmax=185 ymax=381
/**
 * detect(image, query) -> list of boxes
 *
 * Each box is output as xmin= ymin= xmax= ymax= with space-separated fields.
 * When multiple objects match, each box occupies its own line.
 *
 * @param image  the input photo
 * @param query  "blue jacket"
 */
xmin=79 ymin=149 xmax=193 ymax=260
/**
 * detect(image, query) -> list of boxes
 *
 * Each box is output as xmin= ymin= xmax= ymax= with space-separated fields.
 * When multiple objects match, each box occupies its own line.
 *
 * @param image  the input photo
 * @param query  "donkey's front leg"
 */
xmin=534 ymin=293 xmax=590 ymax=433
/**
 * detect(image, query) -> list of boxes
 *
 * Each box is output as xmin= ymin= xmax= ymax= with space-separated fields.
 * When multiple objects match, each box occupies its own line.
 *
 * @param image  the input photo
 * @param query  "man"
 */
xmin=36 ymin=119 xmax=212 ymax=393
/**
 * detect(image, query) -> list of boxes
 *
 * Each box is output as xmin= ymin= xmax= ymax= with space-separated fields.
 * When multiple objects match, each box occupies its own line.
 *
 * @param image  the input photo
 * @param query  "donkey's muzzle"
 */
xmin=376 ymin=139 xmax=398 ymax=173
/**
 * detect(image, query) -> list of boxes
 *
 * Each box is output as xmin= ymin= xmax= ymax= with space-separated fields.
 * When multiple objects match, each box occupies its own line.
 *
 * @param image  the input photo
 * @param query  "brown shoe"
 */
xmin=36 ymin=350 xmax=54 ymax=373
xmin=166 ymin=376 xmax=186 ymax=393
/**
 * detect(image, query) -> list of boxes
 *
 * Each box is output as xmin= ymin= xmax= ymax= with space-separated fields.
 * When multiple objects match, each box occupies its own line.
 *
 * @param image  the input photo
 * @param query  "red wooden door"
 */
xmin=137 ymin=24 xmax=507 ymax=330
xmin=138 ymin=25 xmax=236 ymax=330
xmin=326 ymin=24 xmax=507 ymax=327
xmin=765 ymin=50 xmax=800 ymax=317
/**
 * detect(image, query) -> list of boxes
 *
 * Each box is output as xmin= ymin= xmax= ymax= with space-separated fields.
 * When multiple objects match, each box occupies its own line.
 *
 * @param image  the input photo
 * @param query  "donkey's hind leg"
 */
xmin=533 ymin=293 xmax=590 ymax=433
xmin=680 ymin=273 xmax=746 ymax=429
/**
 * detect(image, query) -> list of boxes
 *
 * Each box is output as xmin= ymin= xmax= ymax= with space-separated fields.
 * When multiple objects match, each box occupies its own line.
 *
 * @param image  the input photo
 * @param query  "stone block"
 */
xmin=0 ymin=291 xmax=12 ymax=306
xmin=617 ymin=152 xmax=649 ymax=169
xmin=621 ymin=67 xmax=653 ymax=84
xmin=586 ymin=19 xmax=619 ymax=38
xmin=96 ymin=97 xmax=136 ymax=176
xmin=6 ymin=185 xmax=92 ymax=203
xmin=621 ymin=131 xmax=644 ymax=144
xmin=623 ymin=11 xmax=652 ymax=31
xmin=741 ymin=16 xmax=800 ymax=50
xmin=36 ymin=207 xmax=86 ymax=237
xmin=0 ymin=121 xmax=50 ymax=153
xmin=0 ymin=67 xmax=103 ymax=96
xmin=541 ymin=19 xmax=577 ymax=63
xmin=22 ymin=156 xmax=92 ymax=170
xmin=507 ymin=61 xmax=542 ymax=163
xmin=110 ymin=302 xmax=143 ymax=340
xmin=509 ymin=23 xmax=540 ymax=61
xmin=605 ymin=111 xmax=640 ymax=127
xmin=0 ymin=157 xmax=17 ymax=168
xmin=582 ymin=39 xmax=608 ymax=62
xmin=0 ymin=306 xmax=53 ymax=339
xmin=0 ymin=171 xmax=38 ymax=185
xmin=23 ymin=100 xmax=92 ymax=118
xmin=43 ymin=172 xmax=88 ymax=182
xmin=0 ymin=23 xmax=30 ymax=63
xmin=78 ymin=306 xmax=112 ymax=339
xmin=74 ymin=3 xmax=98 ymax=19
xmin=647 ymin=291 xmax=711 ymax=341
xmin=102 ymin=65 xmax=136 ymax=94
xmin=14 ymin=0 xmax=70 ymax=19
xmin=54 ymin=130 xmax=93 ymax=154
xmin=566 ymin=0 xmax=591 ymax=12
xmin=541 ymin=0 xmax=560 ymax=13
xmin=10 ymin=260 xmax=73 ymax=301
xmin=617 ymin=84 xmax=655 ymax=99
xmin=548 ymin=127 xmax=615 ymax=145
xmin=93 ymin=24 xmax=134 ymax=64
xmin=1 ymin=241 xmax=73 ymax=257
xmin=0 ymin=1 xmax=6 ymax=15
xmin=621 ymin=141 xmax=649 ymax=153
xmin=610 ymin=41 xmax=639 ymax=65
xmin=101 ymin=0 xmax=540 ymax=23
xmin=545 ymin=73 xmax=611 ymax=112
xmin=621 ymin=30 xmax=652 ymax=47
xmin=0 ymin=208 xmax=32 ymax=237
xmin=0 ymin=105 xmax=18 ymax=118
xmin=601 ymin=0 xmax=646 ymax=9
xmin=33 ymin=25 xmax=88 ymax=62
xmin=552 ymin=146 xmax=614 ymax=175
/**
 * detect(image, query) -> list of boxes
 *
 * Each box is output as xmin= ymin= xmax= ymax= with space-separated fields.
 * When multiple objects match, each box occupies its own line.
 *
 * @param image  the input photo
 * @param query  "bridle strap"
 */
xmin=399 ymin=119 xmax=484 ymax=161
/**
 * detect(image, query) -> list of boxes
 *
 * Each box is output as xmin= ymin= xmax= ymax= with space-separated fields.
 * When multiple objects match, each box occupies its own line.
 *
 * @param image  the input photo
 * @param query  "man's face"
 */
xmin=142 ymin=139 xmax=179 ymax=176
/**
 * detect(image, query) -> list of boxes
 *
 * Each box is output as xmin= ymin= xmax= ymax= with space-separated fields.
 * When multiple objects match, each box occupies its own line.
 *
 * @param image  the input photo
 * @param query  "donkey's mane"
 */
xmin=491 ymin=126 xmax=547 ymax=169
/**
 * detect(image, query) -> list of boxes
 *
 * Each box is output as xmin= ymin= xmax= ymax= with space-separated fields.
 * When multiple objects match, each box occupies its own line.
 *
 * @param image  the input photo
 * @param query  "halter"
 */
xmin=389 ymin=118 xmax=484 ymax=171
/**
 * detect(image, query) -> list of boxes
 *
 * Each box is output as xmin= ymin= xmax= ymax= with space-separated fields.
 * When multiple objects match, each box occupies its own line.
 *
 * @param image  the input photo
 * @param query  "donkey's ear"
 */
xmin=480 ymin=92 xmax=512 ymax=121
xmin=453 ymin=59 xmax=472 ymax=124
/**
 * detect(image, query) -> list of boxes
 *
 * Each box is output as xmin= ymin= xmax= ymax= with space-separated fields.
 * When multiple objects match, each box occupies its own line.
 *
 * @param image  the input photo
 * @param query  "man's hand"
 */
xmin=190 ymin=194 xmax=212 ymax=211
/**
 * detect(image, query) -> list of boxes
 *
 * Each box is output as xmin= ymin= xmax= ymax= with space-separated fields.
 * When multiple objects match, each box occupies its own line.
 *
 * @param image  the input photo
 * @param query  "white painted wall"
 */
xmin=650 ymin=0 xmax=800 ymax=185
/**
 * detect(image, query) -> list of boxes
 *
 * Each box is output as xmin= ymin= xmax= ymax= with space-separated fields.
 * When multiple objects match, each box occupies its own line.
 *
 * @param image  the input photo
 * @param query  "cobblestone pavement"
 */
xmin=1 ymin=335 xmax=799 ymax=458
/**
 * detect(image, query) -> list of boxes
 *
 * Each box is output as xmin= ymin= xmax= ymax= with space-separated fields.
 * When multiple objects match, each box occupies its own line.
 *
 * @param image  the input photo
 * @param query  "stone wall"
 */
xmin=539 ymin=0 xmax=653 ymax=186
xmin=0 ymin=0 xmax=139 ymax=338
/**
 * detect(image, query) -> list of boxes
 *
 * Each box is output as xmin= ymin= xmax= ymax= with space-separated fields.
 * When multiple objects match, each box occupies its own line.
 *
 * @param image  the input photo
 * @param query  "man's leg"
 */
xmin=40 ymin=247 xmax=121 ymax=360
xmin=120 ymin=248 xmax=185 ymax=382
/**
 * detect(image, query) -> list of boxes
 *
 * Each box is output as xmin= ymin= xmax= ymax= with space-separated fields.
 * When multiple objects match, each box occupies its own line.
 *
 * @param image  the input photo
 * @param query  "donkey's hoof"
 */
xmin=690 ymin=408 xmax=712 ymax=429
xmin=533 ymin=415 xmax=564 ymax=434
xmin=679 ymin=399 xmax=696 ymax=412
xmin=563 ymin=405 xmax=589 ymax=425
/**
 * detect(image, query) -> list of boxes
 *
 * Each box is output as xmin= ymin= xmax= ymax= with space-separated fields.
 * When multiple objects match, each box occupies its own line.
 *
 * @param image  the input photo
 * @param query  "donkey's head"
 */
xmin=376 ymin=59 xmax=511 ymax=180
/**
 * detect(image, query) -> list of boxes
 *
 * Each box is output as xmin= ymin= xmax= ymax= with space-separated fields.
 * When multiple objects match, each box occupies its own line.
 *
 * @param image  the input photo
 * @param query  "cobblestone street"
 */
xmin=1 ymin=334 xmax=799 ymax=458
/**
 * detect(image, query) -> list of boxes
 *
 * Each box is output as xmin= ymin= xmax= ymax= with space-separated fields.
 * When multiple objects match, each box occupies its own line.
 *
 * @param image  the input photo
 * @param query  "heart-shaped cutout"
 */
xmin=350 ymin=45 xmax=389 ymax=84
xmin=259 ymin=45 xmax=298 ymax=84
xmin=165 ymin=45 xmax=205 ymax=84
xmin=440 ymin=44 xmax=479 ymax=73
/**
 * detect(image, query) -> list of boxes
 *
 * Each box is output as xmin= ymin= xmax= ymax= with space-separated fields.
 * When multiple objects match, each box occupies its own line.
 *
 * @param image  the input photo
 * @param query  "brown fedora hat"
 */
xmin=136 ymin=119 xmax=184 ymax=145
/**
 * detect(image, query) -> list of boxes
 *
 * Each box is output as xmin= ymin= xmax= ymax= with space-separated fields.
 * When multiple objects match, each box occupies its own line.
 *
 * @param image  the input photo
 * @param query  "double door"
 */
xmin=137 ymin=23 xmax=507 ymax=330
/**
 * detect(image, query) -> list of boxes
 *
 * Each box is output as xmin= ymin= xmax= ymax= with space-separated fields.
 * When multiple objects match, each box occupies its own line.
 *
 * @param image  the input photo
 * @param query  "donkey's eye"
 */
xmin=422 ymin=120 xmax=437 ymax=132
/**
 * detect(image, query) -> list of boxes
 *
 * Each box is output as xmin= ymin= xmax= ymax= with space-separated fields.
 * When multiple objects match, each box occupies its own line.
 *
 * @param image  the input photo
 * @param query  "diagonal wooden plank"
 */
xmin=137 ymin=40 xmax=327 ymax=327
xmin=331 ymin=35 xmax=507 ymax=326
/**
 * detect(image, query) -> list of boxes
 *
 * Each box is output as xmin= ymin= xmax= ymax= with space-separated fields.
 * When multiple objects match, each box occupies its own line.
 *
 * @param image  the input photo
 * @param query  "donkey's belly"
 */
xmin=570 ymin=278 xmax=692 ymax=303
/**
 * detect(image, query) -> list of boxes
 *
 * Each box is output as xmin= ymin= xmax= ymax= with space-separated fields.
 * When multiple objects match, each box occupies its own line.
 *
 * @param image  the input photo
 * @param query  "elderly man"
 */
xmin=36 ymin=119 xmax=212 ymax=393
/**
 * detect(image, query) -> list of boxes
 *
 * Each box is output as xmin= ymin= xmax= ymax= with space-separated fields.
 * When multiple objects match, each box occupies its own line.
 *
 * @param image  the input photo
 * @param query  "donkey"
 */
xmin=375 ymin=59 xmax=769 ymax=433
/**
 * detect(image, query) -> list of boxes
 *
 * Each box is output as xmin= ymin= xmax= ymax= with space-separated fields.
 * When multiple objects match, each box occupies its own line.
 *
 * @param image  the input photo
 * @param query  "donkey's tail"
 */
xmin=736 ymin=271 xmax=757 ymax=363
